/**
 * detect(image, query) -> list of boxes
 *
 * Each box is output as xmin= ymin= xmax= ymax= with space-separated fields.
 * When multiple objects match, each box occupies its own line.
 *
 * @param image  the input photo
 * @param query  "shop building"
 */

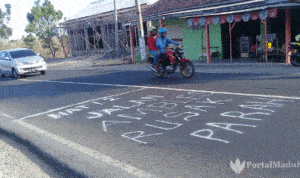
xmin=143 ymin=0 xmax=300 ymax=63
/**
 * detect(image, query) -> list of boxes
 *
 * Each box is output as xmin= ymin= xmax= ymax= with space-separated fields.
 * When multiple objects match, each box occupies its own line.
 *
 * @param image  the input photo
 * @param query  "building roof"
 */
xmin=143 ymin=0 xmax=244 ymax=17
xmin=142 ymin=0 xmax=298 ymax=20
xmin=143 ymin=0 xmax=221 ymax=16
xmin=66 ymin=0 xmax=158 ymax=21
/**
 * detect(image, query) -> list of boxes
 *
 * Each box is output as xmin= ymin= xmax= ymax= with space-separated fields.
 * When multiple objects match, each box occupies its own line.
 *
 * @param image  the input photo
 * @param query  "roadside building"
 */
xmin=143 ymin=0 xmax=300 ymax=63
xmin=61 ymin=0 xmax=155 ymax=58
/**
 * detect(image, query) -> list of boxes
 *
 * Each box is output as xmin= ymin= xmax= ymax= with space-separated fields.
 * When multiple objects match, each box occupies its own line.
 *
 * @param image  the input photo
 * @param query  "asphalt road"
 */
xmin=1 ymin=62 xmax=300 ymax=178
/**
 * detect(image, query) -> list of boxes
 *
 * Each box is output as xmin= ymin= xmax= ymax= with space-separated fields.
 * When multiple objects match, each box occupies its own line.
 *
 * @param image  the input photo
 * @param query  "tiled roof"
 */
xmin=143 ymin=0 xmax=223 ymax=16
xmin=66 ymin=0 xmax=155 ymax=21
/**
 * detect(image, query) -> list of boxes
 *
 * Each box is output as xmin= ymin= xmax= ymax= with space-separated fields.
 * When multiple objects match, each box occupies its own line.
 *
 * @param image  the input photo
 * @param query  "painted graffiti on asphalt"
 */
xmin=42 ymin=90 xmax=293 ymax=144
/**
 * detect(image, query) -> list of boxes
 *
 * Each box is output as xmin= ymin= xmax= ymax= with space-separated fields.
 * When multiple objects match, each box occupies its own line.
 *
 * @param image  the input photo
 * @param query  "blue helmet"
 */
xmin=159 ymin=28 xmax=168 ymax=33
xmin=159 ymin=28 xmax=168 ymax=37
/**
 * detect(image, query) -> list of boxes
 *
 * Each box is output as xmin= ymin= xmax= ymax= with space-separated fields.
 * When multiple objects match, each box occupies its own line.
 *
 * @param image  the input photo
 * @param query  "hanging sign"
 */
xmin=227 ymin=14 xmax=234 ymax=23
xmin=219 ymin=15 xmax=227 ymax=24
xmin=250 ymin=12 xmax=259 ymax=20
xmin=268 ymin=8 xmax=278 ymax=18
xmin=242 ymin=13 xmax=250 ymax=22
xmin=187 ymin=18 xmax=193 ymax=27
xmin=259 ymin=10 xmax=268 ymax=20
xmin=212 ymin=16 xmax=219 ymax=24
xmin=234 ymin=14 xmax=242 ymax=22
xmin=205 ymin=16 xmax=213 ymax=25
xmin=199 ymin=17 xmax=206 ymax=26
xmin=193 ymin=18 xmax=199 ymax=26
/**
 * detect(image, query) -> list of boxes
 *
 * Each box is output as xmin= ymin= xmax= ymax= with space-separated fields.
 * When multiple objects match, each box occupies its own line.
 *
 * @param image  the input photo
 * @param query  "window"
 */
xmin=0 ymin=52 xmax=4 ymax=60
xmin=9 ymin=49 xmax=36 ymax=59
xmin=0 ymin=52 xmax=9 ymax=60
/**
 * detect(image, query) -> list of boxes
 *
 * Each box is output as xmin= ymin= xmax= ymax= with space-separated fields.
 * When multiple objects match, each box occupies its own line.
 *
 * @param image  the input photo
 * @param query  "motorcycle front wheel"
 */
xmin=180 ymin=61 xmax=195 ymax=78
xmin=291 ymin=54 xmax=300 ymax=67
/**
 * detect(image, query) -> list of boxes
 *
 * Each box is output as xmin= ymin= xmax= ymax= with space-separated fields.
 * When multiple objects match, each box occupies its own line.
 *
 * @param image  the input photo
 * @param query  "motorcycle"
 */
xmin=290 ymin=42 xmax=300 ymax=66
xmin=147 ymin=45 xmax=195 ymax=78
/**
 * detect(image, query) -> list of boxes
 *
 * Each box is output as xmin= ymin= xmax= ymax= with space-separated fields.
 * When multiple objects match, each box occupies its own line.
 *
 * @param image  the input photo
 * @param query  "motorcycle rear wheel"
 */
xmin=180 ymin=61 xmax=195 ymax=78
xmin=291 ymin=54 xmax=300 ymax=67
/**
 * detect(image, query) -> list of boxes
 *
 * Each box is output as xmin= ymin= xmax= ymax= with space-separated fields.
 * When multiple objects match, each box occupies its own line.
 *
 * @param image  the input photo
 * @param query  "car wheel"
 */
xmin=12 ymin=68 xmax=20 ymax=79
xmin=41 ymin=71 xmax=46 ymax=75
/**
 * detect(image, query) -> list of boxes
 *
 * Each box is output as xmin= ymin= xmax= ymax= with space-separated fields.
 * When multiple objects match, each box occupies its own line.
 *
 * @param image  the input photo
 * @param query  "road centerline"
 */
xmin=21 ymin=79 xmax=300 ymax=100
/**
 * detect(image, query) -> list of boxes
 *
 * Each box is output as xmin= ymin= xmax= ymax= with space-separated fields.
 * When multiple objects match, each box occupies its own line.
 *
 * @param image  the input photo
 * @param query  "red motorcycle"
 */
xmin=148 ymin=45 xmax=195 ymax=78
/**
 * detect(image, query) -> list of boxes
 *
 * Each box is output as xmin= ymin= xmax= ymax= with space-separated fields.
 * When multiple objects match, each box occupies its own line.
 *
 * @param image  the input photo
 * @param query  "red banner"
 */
xmin=205 ymin=16 xmax=213 ymax=25
xmin=193 ymin=18 xmax=199 ymax=26
xmin=268 ymin=8 xmax=278 ymax=18
xmin=219 ymin=15 xmax=227 ymax=24
xmin=234 ymin=14 xmax=242 ymax=22
xmin=250 ymin=12 xmax=259 ymax=20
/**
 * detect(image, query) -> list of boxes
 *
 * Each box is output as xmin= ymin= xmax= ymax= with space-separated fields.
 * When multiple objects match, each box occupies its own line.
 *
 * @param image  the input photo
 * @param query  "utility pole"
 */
xmin=135 ymin=0 xmax=146 ymax=61
xmin=114 ymin=0 xmax=119 ymax=58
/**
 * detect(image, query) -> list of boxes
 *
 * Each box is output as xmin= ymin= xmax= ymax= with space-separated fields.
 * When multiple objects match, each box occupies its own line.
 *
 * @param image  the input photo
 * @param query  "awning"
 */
xmin=187 ymin=8 xmax=277 ymax=27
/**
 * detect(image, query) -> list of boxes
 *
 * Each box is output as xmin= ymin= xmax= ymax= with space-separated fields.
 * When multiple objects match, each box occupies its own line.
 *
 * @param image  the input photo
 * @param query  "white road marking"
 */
xmin=21 ymin=79 xmax=300 ymax=100
xmin=0 ymin=113 xmax=14 ymax=118
xmin=14 ymin=119 xmax=156 ymax=178
xmin=19 ymin=88 xmax=145 ymax=120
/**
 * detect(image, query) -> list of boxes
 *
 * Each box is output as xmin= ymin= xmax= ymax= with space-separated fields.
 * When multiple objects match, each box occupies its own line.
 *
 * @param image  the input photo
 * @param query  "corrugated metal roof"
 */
xmin=66 ymin=0 xmax=158 ymax=21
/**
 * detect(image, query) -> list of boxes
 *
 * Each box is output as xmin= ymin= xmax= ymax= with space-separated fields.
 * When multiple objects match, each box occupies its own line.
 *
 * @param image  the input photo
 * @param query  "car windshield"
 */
xmin=9 ymin=50 xmax=36 ymax=59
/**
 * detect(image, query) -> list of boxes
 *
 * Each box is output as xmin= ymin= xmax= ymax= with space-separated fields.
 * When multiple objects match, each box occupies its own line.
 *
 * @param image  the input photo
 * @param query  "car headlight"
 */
xmin=15 ymin=61 xmax=23 ymax=66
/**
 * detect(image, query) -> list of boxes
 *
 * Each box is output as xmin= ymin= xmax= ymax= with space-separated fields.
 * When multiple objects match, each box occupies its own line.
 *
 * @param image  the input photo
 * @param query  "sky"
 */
xmin=0 ymin=0 xmax=97 ymax=40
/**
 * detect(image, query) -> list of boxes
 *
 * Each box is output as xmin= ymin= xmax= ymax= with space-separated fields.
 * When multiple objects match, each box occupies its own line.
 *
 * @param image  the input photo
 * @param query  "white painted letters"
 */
xmin=220 ymin=111 xmax=270 ymax=121
xmin=190 ymin=129 xmax=229 ymax=143
xmin=87 ymin=112 xmax=103 ymax=119
xmin=206 ymin=122 xmax=257 ymax=134
xmin=148 ymin=102 xmax=177 ymax=109
xmin=164 ymin=112 xmax=200 ymax=121
xmin=48 ymin=112 xmax=69 ymax=119
xmin=145 ymin=120 xmax=183 ymax=130
xmin=121 ymin=131 xmax=163 ymax=144
xmin=102 ymin=121 xmax=131 ymax=132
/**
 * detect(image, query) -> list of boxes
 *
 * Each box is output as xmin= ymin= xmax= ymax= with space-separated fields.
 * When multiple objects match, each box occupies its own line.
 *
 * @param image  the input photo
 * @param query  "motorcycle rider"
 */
xmin=147 ymin=26 xmax=160 ymax=71
xmin=156 ymin=28 xmax=179 ymax=64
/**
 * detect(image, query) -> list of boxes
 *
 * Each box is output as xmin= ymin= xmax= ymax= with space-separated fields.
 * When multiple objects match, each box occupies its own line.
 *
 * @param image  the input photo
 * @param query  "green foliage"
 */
xmin=23 ymin=34 xmax=37 ymax=49
xmin=25 ymin=0 xmax=63 ymax=58
xmin=0 ymin=3 xmax=12 ymax=39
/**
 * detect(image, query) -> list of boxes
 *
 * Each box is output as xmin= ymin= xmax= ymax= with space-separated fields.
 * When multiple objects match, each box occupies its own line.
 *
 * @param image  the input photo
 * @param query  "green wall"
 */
xmin=182 ymin=21 xmax=222 ymax=61
xmin=151 ymin=17 xmax=223 ymax=61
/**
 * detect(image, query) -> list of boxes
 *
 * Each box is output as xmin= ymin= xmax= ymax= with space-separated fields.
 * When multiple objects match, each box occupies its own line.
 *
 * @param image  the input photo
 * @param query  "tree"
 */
xmin=0 ymin=4 xmax=12 ymax=39
xmin=25 ymin=0 xmax=63 ymax=58
xmin=23 ymin=34 xmax=37 ymax=49
xmin=57 ymin=26 xmax=70 ymax=58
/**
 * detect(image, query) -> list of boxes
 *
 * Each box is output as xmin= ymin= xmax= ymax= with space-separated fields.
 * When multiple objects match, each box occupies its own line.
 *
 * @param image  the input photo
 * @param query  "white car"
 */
xmin=0 ymin=48 xmax=47 ymax=79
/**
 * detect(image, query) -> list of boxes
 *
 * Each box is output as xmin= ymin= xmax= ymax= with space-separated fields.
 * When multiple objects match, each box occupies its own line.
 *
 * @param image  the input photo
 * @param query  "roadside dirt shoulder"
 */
xmin=0 ymin=136 xmax=61 ymax=178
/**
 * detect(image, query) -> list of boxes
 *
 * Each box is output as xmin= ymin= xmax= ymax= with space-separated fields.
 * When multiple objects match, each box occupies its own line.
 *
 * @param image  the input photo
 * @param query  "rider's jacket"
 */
xmin=156 ymin=37 xmax=178 ymax=54
xmin=147 ymin=35 xmax=159 ymax=51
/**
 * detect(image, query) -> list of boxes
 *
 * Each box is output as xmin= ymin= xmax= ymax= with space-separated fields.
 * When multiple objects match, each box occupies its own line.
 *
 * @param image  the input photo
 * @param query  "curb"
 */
xmin=0 ymin=127 xmax=86 ymax=178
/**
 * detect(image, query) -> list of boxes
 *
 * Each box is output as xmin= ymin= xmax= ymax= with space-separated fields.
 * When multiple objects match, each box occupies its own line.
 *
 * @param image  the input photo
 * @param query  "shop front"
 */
xmin=143 ymin=0 xmax=300 ymax=64
xmin=187 ymin=8 xmax=281 ymax=63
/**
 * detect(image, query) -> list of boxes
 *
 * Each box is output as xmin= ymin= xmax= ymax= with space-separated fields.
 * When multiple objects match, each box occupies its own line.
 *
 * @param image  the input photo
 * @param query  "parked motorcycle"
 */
xmin=148 ymin=45 xmax=195 ymax=78
xmin=290 ymin=42 xmax=300 ymax=66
